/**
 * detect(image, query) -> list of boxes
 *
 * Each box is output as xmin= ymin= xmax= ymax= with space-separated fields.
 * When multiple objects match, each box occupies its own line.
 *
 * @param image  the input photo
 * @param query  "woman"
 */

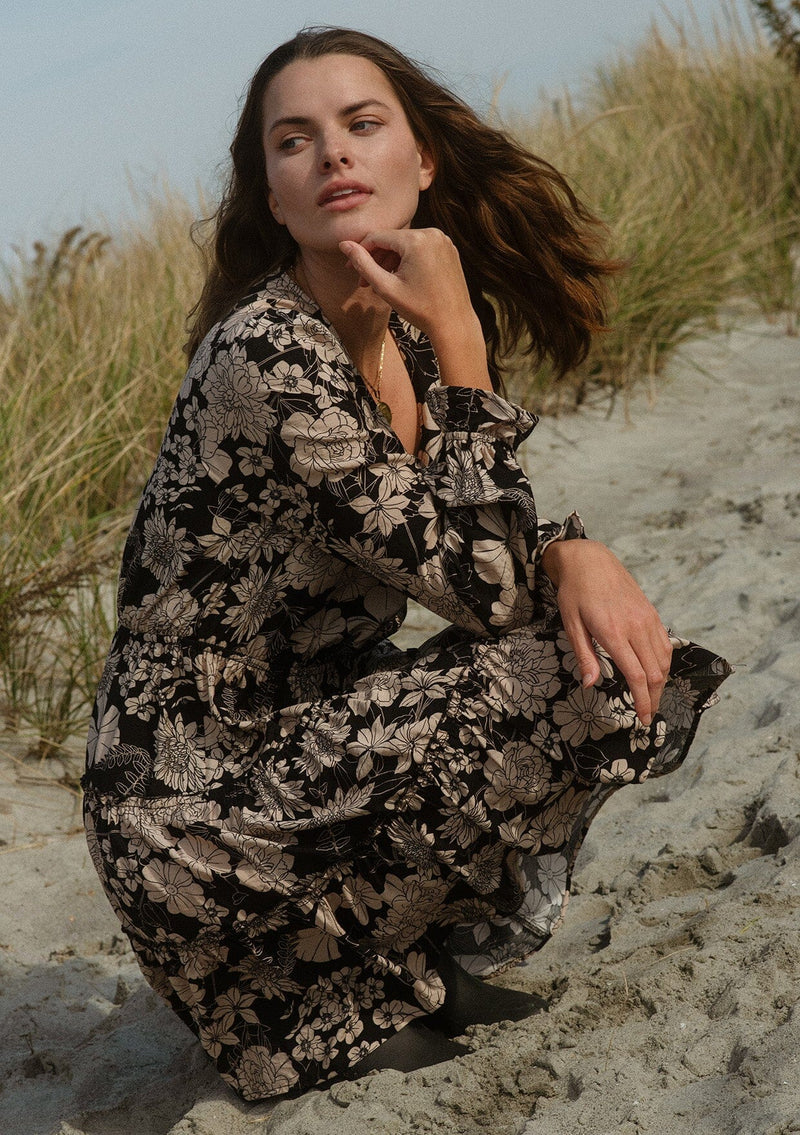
xmin=82 ymin=28 xmax=730 ymax=1101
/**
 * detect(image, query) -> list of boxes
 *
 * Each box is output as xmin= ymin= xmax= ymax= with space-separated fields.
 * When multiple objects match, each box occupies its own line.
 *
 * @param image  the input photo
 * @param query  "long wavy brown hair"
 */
xmin=186 ymin=27 xmax=618 ymax=385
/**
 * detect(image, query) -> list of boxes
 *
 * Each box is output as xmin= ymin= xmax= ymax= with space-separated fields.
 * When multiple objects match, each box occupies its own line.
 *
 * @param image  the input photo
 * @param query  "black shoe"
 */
xmin=427 ymin=950 xmax=548 ymax=1037
xmin=349 ymin=1021 xmax=469 ymax=1078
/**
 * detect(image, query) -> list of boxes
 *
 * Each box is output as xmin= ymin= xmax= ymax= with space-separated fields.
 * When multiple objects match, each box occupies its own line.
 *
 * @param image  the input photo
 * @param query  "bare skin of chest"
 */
xmin=374 ymin=337 xmax=421 ymax=456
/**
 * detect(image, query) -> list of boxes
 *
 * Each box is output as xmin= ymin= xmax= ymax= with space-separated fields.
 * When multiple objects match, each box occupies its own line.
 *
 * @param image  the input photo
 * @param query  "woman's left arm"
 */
xmin=540 ymin=538 xmax=673 ymax=724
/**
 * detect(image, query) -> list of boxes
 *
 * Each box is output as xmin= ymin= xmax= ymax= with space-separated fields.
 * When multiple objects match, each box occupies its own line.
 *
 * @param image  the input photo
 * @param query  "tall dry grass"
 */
xmin=505 ymin=8 xmax=800 ymax=402
xmin=1 ymin=11 xmax=799 ymax=760
xmin=0 ymin=194 xmax=202 ymax=757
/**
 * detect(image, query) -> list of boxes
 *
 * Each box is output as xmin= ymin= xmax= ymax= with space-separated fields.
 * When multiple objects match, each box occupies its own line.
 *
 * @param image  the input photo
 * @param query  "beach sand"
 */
xmin=1 ymin=314 xmax=798 ymax=1135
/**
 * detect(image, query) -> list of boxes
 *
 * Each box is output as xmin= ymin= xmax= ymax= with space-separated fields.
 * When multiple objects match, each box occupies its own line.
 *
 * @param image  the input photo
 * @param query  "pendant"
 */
xmin=376 ymin=400 xmax=392 ymax=425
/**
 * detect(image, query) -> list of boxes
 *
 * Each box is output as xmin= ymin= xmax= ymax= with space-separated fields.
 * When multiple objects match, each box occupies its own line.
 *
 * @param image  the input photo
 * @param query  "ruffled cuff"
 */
xmin=423 ymin=383 xmax=537 ymax=449
xmin=533 ymin=512 xmax=586 ymax=596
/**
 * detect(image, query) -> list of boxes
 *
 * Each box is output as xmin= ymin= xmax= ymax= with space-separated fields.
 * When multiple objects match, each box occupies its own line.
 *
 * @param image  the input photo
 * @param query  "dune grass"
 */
xmin=1 ymin=9 xmax=799 ymax=760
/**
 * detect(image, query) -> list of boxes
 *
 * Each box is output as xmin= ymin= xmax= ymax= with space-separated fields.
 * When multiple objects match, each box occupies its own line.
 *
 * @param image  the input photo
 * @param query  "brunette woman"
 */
xmin=82 ymin=27 xmax=730 ymax=1101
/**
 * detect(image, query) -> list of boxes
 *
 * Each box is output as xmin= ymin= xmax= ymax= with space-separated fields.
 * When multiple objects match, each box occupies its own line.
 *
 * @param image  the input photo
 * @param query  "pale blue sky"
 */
xmin=2 ymin=0 xmax=755 ymax=258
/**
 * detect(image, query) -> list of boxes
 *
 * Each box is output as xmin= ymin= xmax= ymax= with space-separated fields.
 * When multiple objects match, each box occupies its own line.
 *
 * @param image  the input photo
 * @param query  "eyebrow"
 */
xmin=267 ymin=99 xmax=391 ymax=135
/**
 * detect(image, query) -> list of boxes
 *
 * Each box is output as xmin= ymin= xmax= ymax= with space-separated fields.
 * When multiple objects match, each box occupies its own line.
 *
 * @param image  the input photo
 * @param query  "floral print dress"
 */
xmin=82 ymin=271 xmax=730 ymax=1101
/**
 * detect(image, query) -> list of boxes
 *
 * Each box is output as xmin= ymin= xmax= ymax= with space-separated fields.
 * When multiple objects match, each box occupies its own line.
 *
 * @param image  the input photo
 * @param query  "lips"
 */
xmin=317 ymin=180 xmax=372 ymax=207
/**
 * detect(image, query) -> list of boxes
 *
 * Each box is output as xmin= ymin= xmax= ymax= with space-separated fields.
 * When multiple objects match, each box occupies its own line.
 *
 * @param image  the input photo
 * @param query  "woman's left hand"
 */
xmin=541 ymin=539 xmax=673 ymax=724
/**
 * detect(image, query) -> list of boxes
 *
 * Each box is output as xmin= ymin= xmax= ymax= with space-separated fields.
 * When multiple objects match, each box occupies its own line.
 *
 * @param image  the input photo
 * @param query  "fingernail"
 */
xmin=641 ymin=713 xmax=652 ymax=726
xmin=582 ymin=673 xmax=594 ymax=687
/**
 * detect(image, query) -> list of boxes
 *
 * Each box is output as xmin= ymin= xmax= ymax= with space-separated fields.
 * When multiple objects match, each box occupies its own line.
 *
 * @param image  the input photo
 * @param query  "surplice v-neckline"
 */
xmin=279 ymin=271 xmax=430 ymax=460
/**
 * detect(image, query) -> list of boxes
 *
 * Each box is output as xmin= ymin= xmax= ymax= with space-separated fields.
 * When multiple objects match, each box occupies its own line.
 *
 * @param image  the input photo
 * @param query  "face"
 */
xmin=262 ymin=54 xmax=434 ymax=256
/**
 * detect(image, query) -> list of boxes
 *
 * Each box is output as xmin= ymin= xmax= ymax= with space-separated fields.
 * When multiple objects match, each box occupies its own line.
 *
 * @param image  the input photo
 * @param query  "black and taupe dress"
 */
xmin=82 ymin=272 xmax=730 ymax=1101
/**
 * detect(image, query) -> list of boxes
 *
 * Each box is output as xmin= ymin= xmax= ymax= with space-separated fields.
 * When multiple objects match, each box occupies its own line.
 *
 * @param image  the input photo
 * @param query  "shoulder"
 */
xmin=216 ymin=272 xmax=341 ymax=360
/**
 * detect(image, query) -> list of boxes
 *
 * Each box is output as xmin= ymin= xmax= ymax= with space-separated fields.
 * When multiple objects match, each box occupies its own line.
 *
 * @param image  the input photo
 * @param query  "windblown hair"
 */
xmin=186 ymin=27 xmax=618 ymax=384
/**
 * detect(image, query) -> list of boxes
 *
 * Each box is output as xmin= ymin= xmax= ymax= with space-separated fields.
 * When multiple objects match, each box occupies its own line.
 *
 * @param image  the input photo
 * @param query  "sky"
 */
xmin=2 ymin=0 xmax=756 ymax=260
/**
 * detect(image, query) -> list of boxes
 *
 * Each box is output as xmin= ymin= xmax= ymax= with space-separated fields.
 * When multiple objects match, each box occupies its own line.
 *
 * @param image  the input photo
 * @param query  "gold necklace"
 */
xmin=364 ymin=334 xmax=392 ymax=426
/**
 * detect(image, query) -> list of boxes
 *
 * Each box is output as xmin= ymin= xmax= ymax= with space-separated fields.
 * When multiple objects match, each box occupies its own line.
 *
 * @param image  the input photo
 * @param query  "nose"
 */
xmin=318 ymin=132 xmax=351 ymax=172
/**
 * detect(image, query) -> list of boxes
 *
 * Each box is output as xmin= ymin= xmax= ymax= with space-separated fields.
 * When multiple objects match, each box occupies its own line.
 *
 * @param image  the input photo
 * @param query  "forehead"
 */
xmin=262 ymin=54 xmax=400 ymax=121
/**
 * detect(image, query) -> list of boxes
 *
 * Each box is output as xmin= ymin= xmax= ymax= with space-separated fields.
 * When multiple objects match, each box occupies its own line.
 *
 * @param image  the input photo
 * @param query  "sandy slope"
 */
xmin=1 ymin=316 xmax=798 ymax=1135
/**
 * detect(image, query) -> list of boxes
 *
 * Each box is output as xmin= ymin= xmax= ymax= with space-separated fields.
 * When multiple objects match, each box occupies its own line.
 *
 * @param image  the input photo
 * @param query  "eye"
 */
xmin=351 ymin=118 xmax=380 ymax=134
xmin=278 ymin=134 xmax=306 ymax=152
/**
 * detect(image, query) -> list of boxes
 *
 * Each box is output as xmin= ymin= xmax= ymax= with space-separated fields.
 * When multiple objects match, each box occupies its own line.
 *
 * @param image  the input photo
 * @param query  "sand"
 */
xmin=1 ymin=314 xmax=798 ymax=1135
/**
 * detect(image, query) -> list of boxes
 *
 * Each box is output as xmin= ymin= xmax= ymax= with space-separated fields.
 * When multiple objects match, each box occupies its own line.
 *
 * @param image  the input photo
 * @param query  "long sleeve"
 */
xmin=191 ymin=299 xmax=583 ymax=639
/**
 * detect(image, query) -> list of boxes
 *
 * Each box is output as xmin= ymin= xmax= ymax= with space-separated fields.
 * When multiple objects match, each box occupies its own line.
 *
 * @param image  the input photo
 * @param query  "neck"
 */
xmin=295 ymin=248 xmax=390 ymax=370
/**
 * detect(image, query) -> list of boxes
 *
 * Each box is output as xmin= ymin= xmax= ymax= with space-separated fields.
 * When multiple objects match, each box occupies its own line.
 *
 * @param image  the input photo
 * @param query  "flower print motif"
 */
xmin=599 ymin=758 xmax=637 ymax=786
xmin=328 ymin=535 xmax=407 ymax=583
xmin=281 ymin=407 xmax=368 ymax=487
xmin=438 ymin=795 xmax=491 ymax=849
xmin=290 ymin=607 xmax=347 ymax=657
xmin=176 ymin=927 xmax=229 ymax=979
xmin=538 ymin=786 xmax=590 ymax=848
xmin=267 ymin=358 xmax=314 ymax=394
xmin=341 ymin=874 xmax=383 ymax=925
xmin=167 ymin=974 xmax=205 ymax=1008
xmin=290 ymin=314 xmax=343 ymax=362
xmin=335 ymin=1015 xmax=364 ymax=1046
xmin=658 ymin=677 xmax=699 ymax=730
xmin=373 ymin=999 xmax=416 ymax=1031
xmin=628 ymin=718 xmax=653 ymax=751
xmin=399 ymin=667 xmax=448 ymax=709
xmin=356 ymin=974 xmax=385 ymax=1008
xmin=203 ymin=345 xmax=277 ymax=444
xmin=199 ymin=1018 xmax=240 ymax=1059
xmin=294 ymin=723 xmax=348 ymax=780
xmin=153 ymin=713 xmax=214 ymax=793
xmin=386 ymin=818 xmax=439 ymax=871
xmin=234 ymin=956 xmax=303 ymax=999
xmin=490 ymin=585 xmax=535 ymax=629
xmin=483 ymin=740 xmax=553 ymax=811
xmin=291 ymin=1024 xmax=329 ymax=1064
xmin=197 ymin=514 xmax=253 ymax=565
xmin=352 ymin=667 xmax=404 ymax=708
xmin=143 ymin=589 xmax=200 ymax=638
xmin=383 ymin=718 xmax=437 ymax=775
xmin=608 ymin=695 xmax=637 ymax=730
xmin=480 ymin=634 xmax=562 ymax=720
xmin=435 ymin=446 xmax=498 ymax=507
xmin=348 ymin=717 xmax=398 ymax=779
xmin=220 ymin=299 xmax=278 ymax=344
xmin=234 ymin=844 xmax=297 ymax=895
xmin=551 ymin=686 xmax=618 ymax=747
xmin=114 ymin=855 xmax=141 ymax=892
xmin=532 ymin=853 xmax=568 ymax=905
xmin=460 ymin=842 xmax=505 ymax=894
xmin=173 ymin=834 xmax=232 ymax=881
xmin=234 ymin=1047 xmax=299 ymax=1101
xmin=283 ymin=541 xmax=344 ymax=596
xmin=141 ymin=509 xmax=194 ymax=586
xmin=371 ymin=874 xmax=448 ymax=952
xmin=250 ymin=762 xmax=307 ymax=821
xmin=308 ymin=986 xmax=349 ymax=1030
xmin=369 ymin=458 xmax=417 ymax=496
xmin=350 ymin=481 xmax=410 ymax=538
xmin=142 ymin=860 xmax=206 ymax=917
xmin=211 ymin=988 xmax=260 ymax=1031
xmin=86 ymin=701 xmax=120 ymax=767
xmin=471 ymin=535 xmax=516 ymax=589
xmin=236 ymin=446 xmax=273 ymax=478
xmin=223 ymin=565 xmax=285 ymax=641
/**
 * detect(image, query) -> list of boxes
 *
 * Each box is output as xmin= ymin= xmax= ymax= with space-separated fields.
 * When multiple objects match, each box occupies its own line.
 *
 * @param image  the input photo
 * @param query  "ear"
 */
xmin=267 ymin=186 xmax=285 ymax=225
xmin=418 ymin=144 xmax=435 ymax=192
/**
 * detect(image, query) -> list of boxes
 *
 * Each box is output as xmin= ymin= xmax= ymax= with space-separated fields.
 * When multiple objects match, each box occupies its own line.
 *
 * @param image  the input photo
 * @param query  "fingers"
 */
xmin=560 ymin=606 xmax=601 ymax=690
xmin=604 ymin=619 xmax=672 ymax=725
xmin=338 ymin=240 xmax=396 ymax=297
